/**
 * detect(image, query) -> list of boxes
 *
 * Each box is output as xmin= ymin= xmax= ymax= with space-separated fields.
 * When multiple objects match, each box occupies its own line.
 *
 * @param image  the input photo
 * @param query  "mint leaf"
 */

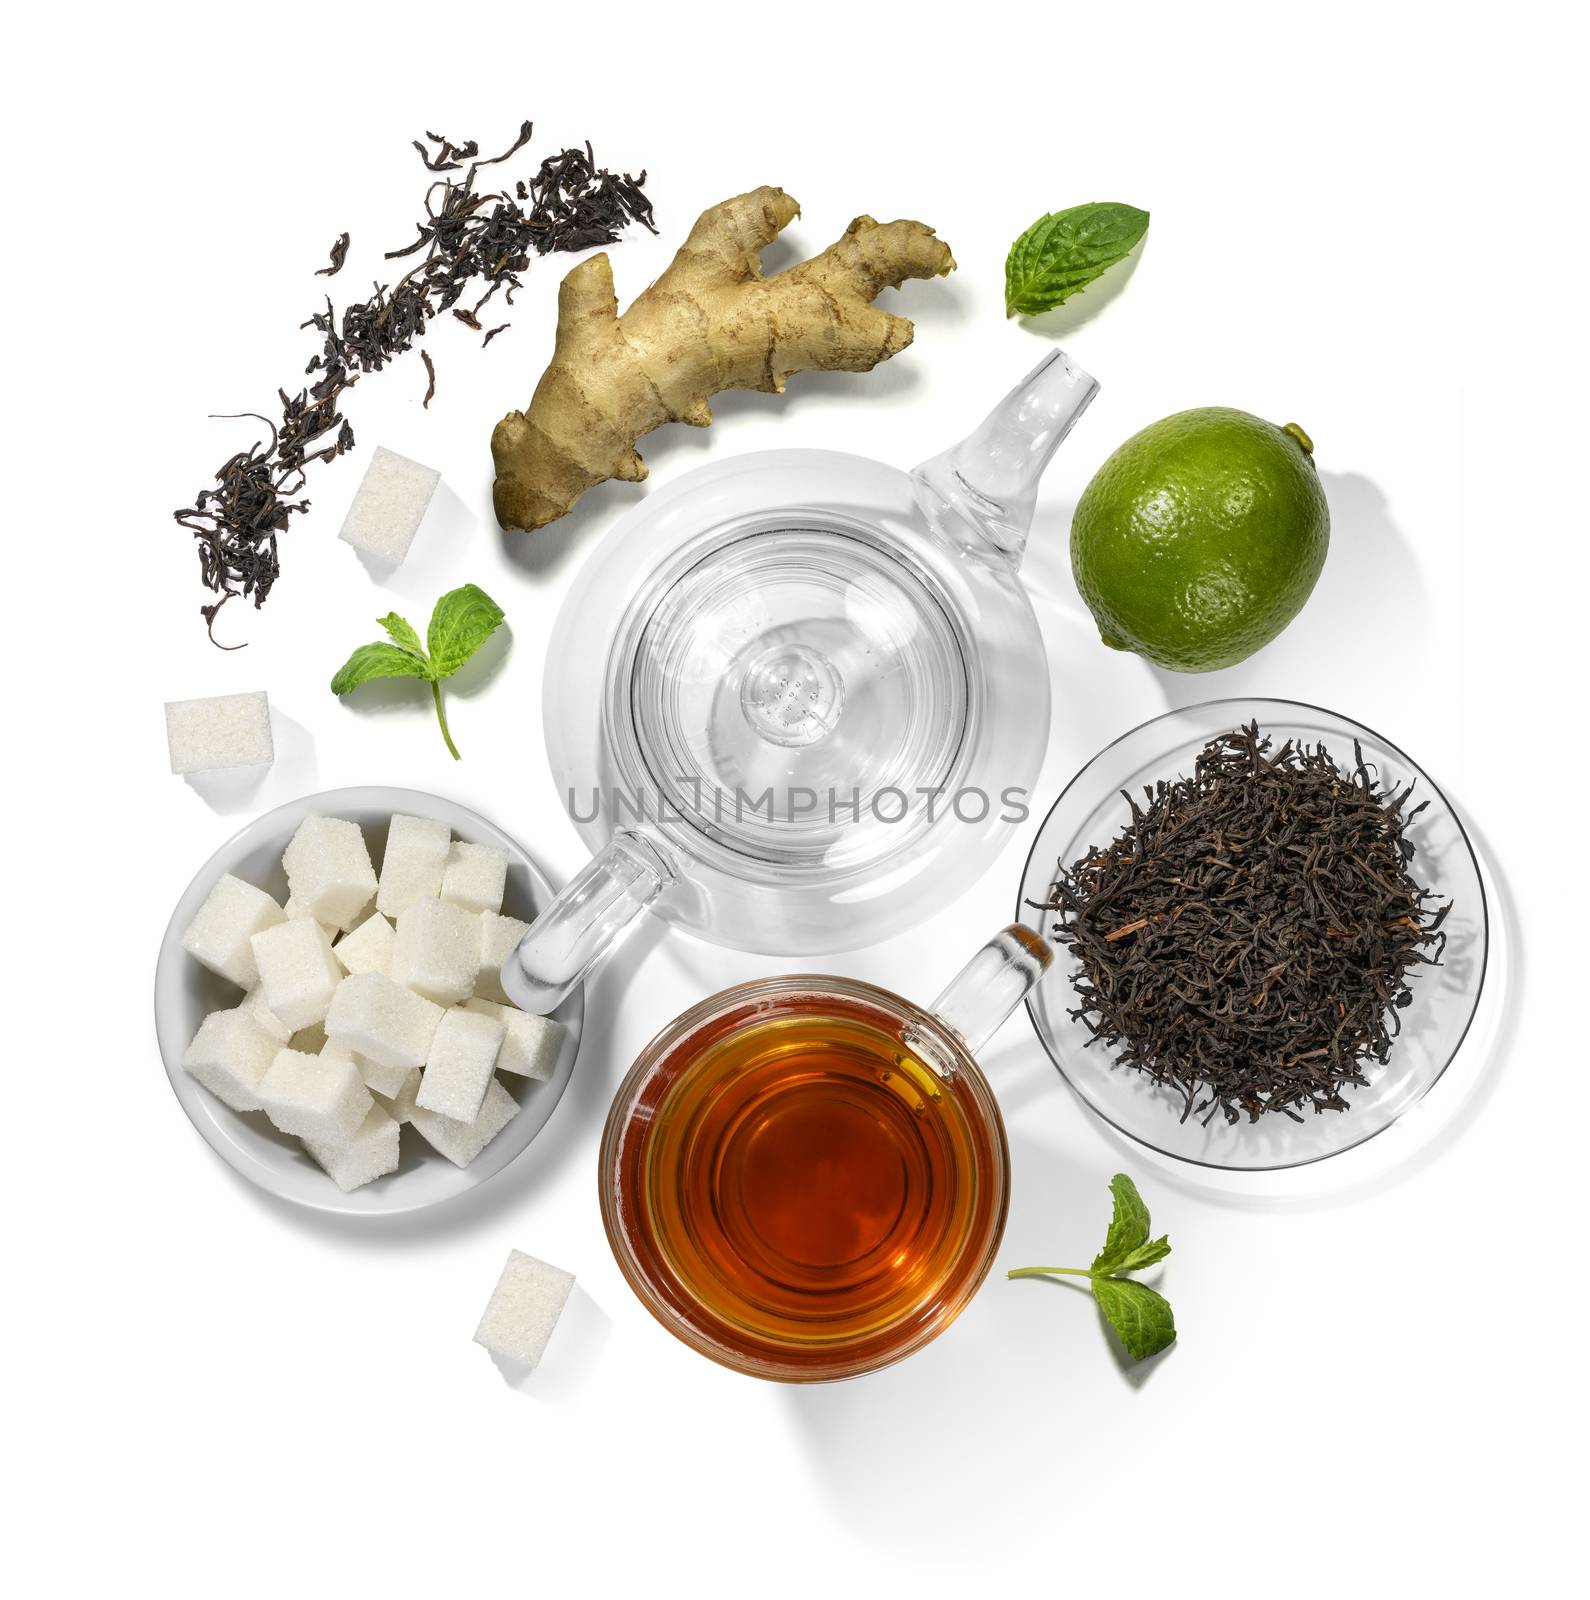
xmin=1092 ymin=1172 xmax=1153 ymax=1273
xmin=378 ymin=611 xmax=428 ymax=661
xmin=1007 ymin=1171 xmax=1176 ymax=1362
xmin=331 ymin=642 xmax=433 ymax=695
xmin=426 ymin=583 xmax=504 ymax=678
xmin=1111 ymin=1235 xmax=1172 ymax=1273
xmin=329 ymin=584 xmax=507 ymax=761
xmin=1004 ymin=202 xmax=1150 ymax=318
xmin=1090 ymin=1276 xmax=1176 ymax=1360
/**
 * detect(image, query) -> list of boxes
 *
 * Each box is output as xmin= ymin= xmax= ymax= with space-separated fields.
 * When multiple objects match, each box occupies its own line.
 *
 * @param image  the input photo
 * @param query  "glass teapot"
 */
xmin=504 ymin=351 xmax=1098 ymax=1013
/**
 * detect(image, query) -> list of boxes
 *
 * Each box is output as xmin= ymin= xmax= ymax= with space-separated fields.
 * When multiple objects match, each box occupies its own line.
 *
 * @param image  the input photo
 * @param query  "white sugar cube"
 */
xmin=463 ymin=999 xmax=563 ymax=1081
xmin=259 ymin=1046 xmax=373 ymax=1144
xmin=357 ymin=1050 xmax=412 ymax=1100
xmin=474 ymin=912 xmax=529 ymax=1004
xmin=237 ymin=986 xmax=292 ymax=1043
xmin=251 ymin=919 xmax=342 ymax=1032
xmin=182 ymin=1009 xmax=281 ymax=1113
xmin=417 ymin=1008 xmax=505 ymax=1124
xmin=325 ymin=972 xmax=443 ymax=1071
xmin=373 ymin=1067 xmax=422 ymax=1124
xmin=334 ymin=912 xmax=395 ymax=978
xmin=182 ymin=874 xmax=285 ymax=988
xmin=304 ymin=1103 xmax=401 ymax=1192
xmin=331 ymin=1031 xmax=408 ymax=1099
xmin=284 ymin=897 xmax=338 ymax=940
xmin=440 ymin=841 xmax=508 ymax=915
xmin=165 ymin=691 xmax=274 ymax=775
xmin=412 ymin=1077 xmax=518 ymax=1168
xmin=473 ymin=1249 xmax=575 ymax=1368
xmin=377 ymin=815 xmax=451 ymax=918
xmin=391 ymin=899 xmax=480 ymax=1006
xmin=282 ymin=815 xmax=378 ymax=932
xmin=338 ymin=445 xmax=440 ymax=566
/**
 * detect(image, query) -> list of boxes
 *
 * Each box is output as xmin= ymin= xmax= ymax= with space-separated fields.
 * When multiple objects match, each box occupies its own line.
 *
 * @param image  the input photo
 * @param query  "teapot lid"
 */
xmin=544 ymin=448 xmax=1051 ymax=955
xmin=543 ymin=352 xmax=1098 ymax=954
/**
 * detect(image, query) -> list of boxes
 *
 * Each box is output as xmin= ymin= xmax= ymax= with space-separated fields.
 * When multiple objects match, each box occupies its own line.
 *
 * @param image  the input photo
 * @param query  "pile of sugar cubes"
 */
xmin=180 ymin=812 xmax=562 ymax=1191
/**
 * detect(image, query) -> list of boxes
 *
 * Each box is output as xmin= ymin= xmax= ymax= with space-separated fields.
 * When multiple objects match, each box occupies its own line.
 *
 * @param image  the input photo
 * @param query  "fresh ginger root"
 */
xmin=491 ymin=186 xmax=955 ymax=531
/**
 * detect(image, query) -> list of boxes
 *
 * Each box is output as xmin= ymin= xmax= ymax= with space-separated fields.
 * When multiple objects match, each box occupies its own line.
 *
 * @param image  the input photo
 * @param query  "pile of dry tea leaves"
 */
xmin=1038 ymin=723 xmax=1451 ymax=1125
xmin=173 ymin=121 xmax=655 ymax=644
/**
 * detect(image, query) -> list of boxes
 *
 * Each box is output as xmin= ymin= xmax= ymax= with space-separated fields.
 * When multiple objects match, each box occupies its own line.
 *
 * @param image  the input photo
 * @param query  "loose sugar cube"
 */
xmin=282 ymin=815 xmax=377 ymax=932
xmin=373 ymin=1067 xmax=422 ymax=1125
xmin=325 ymin=972 xmax=443 ymax=1071
xmin=251 ymin=918 xmax=342 ymax=1032
xmin=473 ymin=1249 xmax=575 ymax=1368
xmin=237 ymin=986 xmax=292 ymax=1043
xmin=391 ymin=899 xmax=479 ymax=1006
xmin=304 ymin=1103 xmax=401 ymax=1193
xmin=335 ymin=912 xmax=395 ymax=978
xmin=182 ymin=1009 xmax=281 ymax=1113
xmin=337 ymin=445 xmax=440 ymax=566
xmin=474 ymin=912 xmax=529 ymax=1004
xmin=165 ymin=691 xmax=274 ymax=775
xmin=412 ymin=1077 xmax=518 ymax=1169
xmin=417 ymin=1008 xmax=505 ymax=1124
xmin=440 ymin=841 xmax=508 ymax=916
xmin=182 ymin=874 xmax=285 ymax=989
xmin=259 ymin=1047 xmax=373 ymax=1144
xmin=377 ymin=815 xmax=451 ymax=919
xmin=463 ymin=999 xmax=563 ymax=1082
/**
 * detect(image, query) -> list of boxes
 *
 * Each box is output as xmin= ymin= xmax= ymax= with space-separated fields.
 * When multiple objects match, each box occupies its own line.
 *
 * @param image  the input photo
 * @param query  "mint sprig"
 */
xmin=1008 ymin=1173 xmax=1176 ymax=1360
xmin=330 ymin=582 xmax=505 ymax=760
xmin=1004 ymin=202 xmax=1150 ymax=318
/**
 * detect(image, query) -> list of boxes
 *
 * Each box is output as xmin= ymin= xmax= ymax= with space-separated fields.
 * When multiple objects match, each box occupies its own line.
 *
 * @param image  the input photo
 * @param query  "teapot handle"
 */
xmin=500 ymin=830 xmax=676 ymax=1013
xmin=928 ymin=924 xmax=1054 ymax=1056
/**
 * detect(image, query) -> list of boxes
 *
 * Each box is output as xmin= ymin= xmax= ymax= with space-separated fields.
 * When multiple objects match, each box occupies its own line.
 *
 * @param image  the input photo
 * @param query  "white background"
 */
xmin=9 ymin=4 xmax=1585 ymax=1594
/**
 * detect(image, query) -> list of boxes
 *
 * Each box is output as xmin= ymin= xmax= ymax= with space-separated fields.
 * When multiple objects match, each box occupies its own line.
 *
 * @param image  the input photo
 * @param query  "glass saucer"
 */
xmin=1016 ymin=699 xmax=1489 ymax=1171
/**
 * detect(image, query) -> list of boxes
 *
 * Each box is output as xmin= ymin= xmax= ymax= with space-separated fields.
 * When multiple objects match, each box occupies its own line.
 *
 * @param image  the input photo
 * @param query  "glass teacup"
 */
xmin=599 ymin=926 xmax=1051 ymax=1381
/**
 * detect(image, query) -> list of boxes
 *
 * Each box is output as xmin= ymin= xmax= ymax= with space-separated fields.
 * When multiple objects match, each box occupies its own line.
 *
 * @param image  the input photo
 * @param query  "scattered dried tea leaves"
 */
xmin=173 ymin=122 xmax=656 ymax=642
xmin=1009 ymin=1174 xmax=1176 ymax=1361
xmin=316 ymin=232 xmax=350 ymax=277
xmin=1038 ymin=723 xmax=1451 ymax=1125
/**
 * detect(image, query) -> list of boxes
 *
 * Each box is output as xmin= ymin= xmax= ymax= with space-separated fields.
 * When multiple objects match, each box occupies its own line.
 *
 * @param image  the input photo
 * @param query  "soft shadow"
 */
xmin=1151 ymin=470 xmax=1428 ymax=707
xmin=373 ymin=481 xmax=483 ymax=605
xmin=497 ymin=475 xmax=638 ymax=581
xmin=184 ymin=764 xmax=268 ymax=814
xmin=1014 ymin=241 xmax=1148 ymax=340
xmin=488 ymin=1286 xmax=614 ymax=1406
xmin=182 ymin=708 xmax=318 ymax=815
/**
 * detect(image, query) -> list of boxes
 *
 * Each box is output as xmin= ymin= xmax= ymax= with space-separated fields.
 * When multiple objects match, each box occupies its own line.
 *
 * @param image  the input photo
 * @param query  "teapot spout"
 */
xmin=910 ymin=349 xmax=1098 ymax=569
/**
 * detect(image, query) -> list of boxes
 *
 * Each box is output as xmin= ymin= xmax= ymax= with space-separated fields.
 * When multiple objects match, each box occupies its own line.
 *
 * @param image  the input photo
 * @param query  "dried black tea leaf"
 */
xmin=1038 ymin=724 xmax=1451 ymax=1126
xmin=315 ymin=232 xmax=350 ymax=276
xmin=172 ymin=121 xmax=657 ymax=640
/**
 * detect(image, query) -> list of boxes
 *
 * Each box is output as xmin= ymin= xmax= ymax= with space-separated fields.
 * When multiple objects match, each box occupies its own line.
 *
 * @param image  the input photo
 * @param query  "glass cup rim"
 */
xmin=598 ymin=972 xmax=1011 ymax=1381
xmin=1016 ymin=695 xmax=1490 ymax=1172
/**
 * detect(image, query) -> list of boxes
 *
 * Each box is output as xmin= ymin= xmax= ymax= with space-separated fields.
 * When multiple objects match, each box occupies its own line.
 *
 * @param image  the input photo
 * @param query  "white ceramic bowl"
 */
xmin=154 ymin=787 xmax=584 ymax=1215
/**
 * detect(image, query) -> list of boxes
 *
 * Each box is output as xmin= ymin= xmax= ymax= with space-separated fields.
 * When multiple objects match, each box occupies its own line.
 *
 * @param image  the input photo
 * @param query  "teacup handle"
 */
xmin=500 ymin=830 xmax=676 ymax=1014
xmin=929 ymin=924 xmax=1054 ymax=1056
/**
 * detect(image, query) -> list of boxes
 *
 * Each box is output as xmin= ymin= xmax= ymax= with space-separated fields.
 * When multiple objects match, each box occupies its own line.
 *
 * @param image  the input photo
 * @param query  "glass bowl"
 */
xmin=1017 ymin=700 xmax=1488 ymax=1171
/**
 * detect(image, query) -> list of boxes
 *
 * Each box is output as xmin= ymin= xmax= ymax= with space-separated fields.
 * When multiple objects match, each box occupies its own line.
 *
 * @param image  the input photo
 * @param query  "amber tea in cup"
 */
xmin=600 ymin=929 xmax=1050 ymax=1380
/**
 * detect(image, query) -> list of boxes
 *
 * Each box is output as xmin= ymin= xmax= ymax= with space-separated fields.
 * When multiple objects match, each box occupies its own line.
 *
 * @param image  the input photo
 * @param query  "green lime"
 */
xmin=1070 ymin=407 xmax=1329 ymax=673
